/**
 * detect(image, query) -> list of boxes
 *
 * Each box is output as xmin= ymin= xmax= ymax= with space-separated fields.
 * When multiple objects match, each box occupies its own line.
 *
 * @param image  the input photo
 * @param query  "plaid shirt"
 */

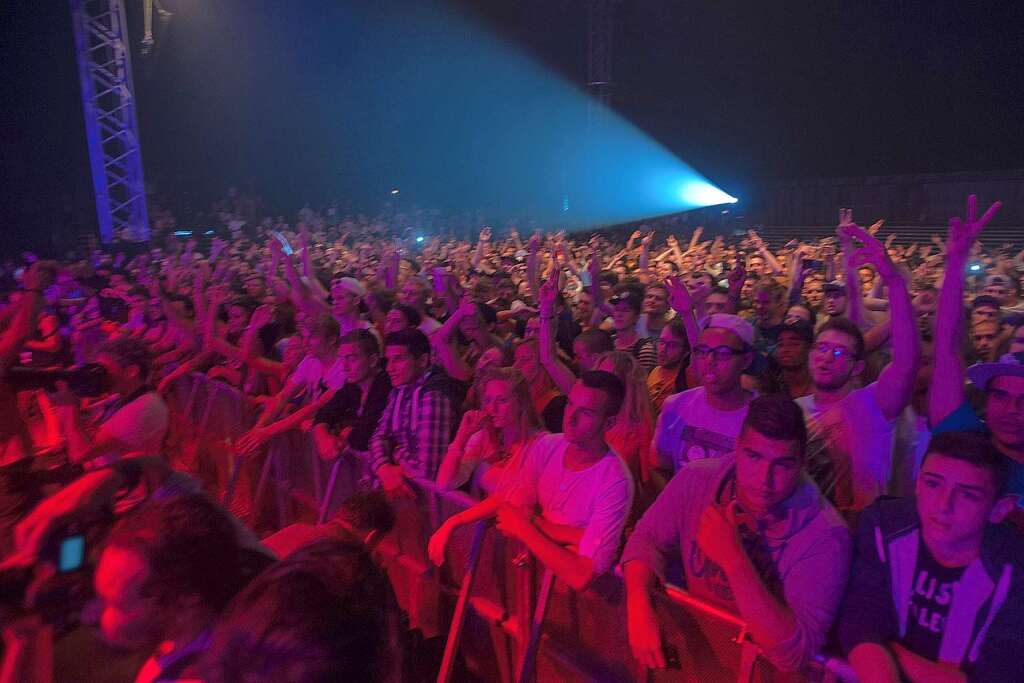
xmin=368 ymin=367 xmax=454 ymax=480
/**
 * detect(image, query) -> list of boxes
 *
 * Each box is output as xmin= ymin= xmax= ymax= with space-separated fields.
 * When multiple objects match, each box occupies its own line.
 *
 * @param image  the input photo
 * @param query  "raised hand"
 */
xmin=455 ymin=409 xmax=489 ymax=443
xmin=840 ymin=223 xmax=901 ymax=282
xmin=22 ymin=261 xmax=57 ymax=292
xmin=527 ymin=232 xmax=542 ymax=254
xmin=629 ymin=229 xmax=642 ymax=242
xmin=538 ymin=273 xmax=559 ymax=317
xmin=665 ymin=275 xmax=694 ymax=315
xmin=456 ymin=293 xmax=477 ymax=320
xmin=726 ymin=263 xmax=746 ymax=294
xmin=947 ymin=194 xmax=1001 ymax=259
xmin=479 ymin=226 xmax=492 ymax=242
xmin=641 ymin=230 xmax=655 ymax=247
xmin=250 ymin=304 xmax=274 ymax=329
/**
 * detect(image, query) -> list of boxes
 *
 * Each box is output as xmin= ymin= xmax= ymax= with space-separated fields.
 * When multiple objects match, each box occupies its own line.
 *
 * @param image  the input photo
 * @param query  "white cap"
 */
xmin=700 ymin=313 xmax=755 ymax=347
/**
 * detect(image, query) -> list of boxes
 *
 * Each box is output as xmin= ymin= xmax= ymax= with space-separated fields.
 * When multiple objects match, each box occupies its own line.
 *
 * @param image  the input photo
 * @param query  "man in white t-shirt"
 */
xmin=329 ymin=275 xmax=376 ymax=339
xmin=652 ymin=314 xmax=756 ymax=484
xmin=795 ymin=224 xmax=920 ymax=513
xmin=429 ymin=371 xmax=633 ymax=590
xmin=236 ymin=315 xmax=347 ymax=455
xmin=51 ymin=338 xmax=168 ymax=468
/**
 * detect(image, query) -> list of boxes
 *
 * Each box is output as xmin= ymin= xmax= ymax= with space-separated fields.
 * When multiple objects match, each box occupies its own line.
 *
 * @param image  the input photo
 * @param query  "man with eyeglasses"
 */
xmin=646 ymin=319 xmax=691 ymax=413
xmin=651 ymin=314 xmax=756 ymax=484
xmin=795 ymin=224 xmax=920 ymax=514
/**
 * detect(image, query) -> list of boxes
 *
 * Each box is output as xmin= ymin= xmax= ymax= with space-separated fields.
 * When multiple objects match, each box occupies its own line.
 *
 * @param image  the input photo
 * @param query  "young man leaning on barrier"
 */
xmin=428 ymin=371 xmax=634 ymax=592
xmin=622 ymin=394 xmax=851 ymax=672
xmin=838 ymin=431 xmax=1024 ymax=683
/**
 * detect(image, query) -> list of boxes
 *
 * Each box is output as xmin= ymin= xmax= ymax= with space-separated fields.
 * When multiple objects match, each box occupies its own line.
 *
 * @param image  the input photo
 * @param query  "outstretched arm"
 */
xmin=840 ymin=223 xmax=919 ymax=421
xmin=538 ymin=272 xmax=577 ymax=395
xmin=929 ymin=196 xmax=1001 ymax=427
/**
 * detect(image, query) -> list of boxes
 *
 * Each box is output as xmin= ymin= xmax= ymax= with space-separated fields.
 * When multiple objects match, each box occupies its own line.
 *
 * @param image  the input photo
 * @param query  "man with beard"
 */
xmin=795 ymin=224 xmax=920 ymax=514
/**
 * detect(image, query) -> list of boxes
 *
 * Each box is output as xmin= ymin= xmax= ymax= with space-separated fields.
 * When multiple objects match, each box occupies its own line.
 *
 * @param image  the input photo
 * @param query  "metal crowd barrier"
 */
xmin=163 ymin=374 xmax=859 ymax=683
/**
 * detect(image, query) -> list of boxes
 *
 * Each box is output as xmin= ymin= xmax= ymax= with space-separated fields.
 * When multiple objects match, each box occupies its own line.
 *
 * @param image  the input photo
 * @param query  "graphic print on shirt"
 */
xmin=675 ymin=425 xmax=736 ymax=469
xmin=901 ymin=542 xmax=965 ymax=661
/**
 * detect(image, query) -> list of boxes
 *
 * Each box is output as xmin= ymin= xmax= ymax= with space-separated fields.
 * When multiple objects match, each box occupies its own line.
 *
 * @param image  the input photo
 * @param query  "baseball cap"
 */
xmin=971 ymin=294 xmax=1002 ymax=310
xmin=823 ymin=281 xmax=846 ymax=294
xmin=985 ymin=274 xmax=1011 ymax=288
xmin=509 ymin=300 xmax=537 ymax=317
xmin=333 ymin=277 xmax=366 ymax=298
xmin=777 ymin=320 xmax=813 ymax=344
xmin=700 ymin=313 xmax=755 ymax=348
xmin=608 ymin=289 xmax=643 ymax=310
xmin=966 ymin=352 xmax=1024 ymax=392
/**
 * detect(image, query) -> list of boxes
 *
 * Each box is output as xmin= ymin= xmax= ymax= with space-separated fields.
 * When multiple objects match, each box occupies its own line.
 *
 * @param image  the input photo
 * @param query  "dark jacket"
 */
xmin=838 ymin=496 xmax=1024 ymax=682
xmin=313 ymin=371 xmax=392 ymax=452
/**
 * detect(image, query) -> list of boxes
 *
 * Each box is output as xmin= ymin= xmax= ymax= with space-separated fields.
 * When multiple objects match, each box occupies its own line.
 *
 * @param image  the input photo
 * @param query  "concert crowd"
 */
xmin=0 ymin=191 xmax=1020 ymax=682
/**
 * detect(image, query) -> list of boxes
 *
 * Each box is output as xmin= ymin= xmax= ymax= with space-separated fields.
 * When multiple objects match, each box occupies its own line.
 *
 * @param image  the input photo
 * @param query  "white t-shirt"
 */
xmin=504 ymin=433 xmax=633 ymax=575
xmin=795 ymin=382 xmax=896 ymax=510
xmin=653 ymin=386 xmax=753 ymax=473
xmin=91 ymin=392 xmax=169 ymax=467
xmin=288 ymin=354 xmax=347 ymax=402
xmin=419 ymin=316 xmax=441 ymax=336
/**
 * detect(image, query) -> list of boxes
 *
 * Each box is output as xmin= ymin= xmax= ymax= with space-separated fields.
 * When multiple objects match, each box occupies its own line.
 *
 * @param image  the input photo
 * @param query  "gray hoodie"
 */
xmin=621 ymin=455 xmax=851 ymax=671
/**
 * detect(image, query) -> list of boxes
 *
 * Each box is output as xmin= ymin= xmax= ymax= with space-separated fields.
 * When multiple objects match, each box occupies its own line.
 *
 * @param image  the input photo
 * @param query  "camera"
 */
xmin=0 ymin=514 xmax=111 ymax=631
xmin=5 ymin=363 xmax=110 ymax=397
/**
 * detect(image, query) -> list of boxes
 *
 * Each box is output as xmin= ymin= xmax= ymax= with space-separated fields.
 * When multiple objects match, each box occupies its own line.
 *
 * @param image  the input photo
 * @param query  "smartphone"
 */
xmin=58 ymin=535 xmax=86 ymax=573
xmin=804 ymin=259 xmax=824 ymax=270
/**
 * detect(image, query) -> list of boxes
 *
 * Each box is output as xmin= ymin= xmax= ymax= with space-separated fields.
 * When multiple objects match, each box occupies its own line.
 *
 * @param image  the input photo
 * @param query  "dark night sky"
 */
xmin=2 ymin=1 xmax=1023 ymax=249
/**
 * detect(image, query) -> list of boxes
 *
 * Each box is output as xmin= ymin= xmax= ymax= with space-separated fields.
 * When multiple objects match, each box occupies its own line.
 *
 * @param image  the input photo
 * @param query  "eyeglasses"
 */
xmin=811 ymin=342 xmax=856 ymax=360
xmin=693 ymin=345 xmax=746 ymax=362
xmin=656 ymin=339 xmax=687 ymax=349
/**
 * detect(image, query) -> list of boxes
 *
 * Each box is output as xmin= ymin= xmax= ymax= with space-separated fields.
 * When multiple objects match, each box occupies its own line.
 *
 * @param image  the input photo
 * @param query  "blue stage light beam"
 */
xmin=270 ymin=0 xmax=736 ymax=228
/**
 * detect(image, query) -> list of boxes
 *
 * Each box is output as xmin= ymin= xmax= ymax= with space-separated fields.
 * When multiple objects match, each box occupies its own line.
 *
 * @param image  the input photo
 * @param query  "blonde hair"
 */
xmin=594 ymin=350 xmax=654 ymax=428
xmin=477 ymin=365 xmax=541 ymax=445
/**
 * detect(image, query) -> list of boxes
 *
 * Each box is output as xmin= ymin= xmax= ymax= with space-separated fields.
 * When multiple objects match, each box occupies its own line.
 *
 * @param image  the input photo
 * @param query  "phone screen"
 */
xmin=58 ymin=535 xmax=85 ymax=572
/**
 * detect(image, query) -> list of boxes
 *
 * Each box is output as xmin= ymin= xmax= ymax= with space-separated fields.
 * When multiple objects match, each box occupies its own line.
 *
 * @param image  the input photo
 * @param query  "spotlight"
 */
xmin=416 ymin=236 xmax=425 ymax=243
xmin=679 ymin=181 xmax=738 ymax=207
xmin=390 ymin=188 xmax=400 ymax=196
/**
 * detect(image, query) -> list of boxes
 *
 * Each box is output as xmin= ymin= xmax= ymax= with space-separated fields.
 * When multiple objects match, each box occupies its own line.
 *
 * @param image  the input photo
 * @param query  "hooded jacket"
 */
xmin=838 ymin=496 xmax=1024 ymax=682
xmin=621 ymin=455 xmax=851 ymax=671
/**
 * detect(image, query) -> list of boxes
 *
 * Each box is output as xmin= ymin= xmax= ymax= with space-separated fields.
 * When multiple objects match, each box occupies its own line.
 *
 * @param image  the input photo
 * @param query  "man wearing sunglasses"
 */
xmin=795 ymin=223 xmax=920 ymax=514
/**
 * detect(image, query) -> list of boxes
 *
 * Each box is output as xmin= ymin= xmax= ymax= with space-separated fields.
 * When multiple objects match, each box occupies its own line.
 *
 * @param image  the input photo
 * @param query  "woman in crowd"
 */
xmin=512 ymin=337 xmax=567 ymax=433
xmin=593 ymin=350 xmax=656 ymax=487
xmin=436 ymin=366 xmax=544 ymax=495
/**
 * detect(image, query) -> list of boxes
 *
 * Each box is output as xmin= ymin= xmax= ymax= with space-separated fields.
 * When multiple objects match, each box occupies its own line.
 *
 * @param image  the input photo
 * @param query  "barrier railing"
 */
xmin=162 ymin=376 xmax=859 ymax=683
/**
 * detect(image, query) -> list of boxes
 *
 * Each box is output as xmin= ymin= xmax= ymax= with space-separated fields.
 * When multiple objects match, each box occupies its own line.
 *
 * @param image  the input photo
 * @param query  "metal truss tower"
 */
xmin=586 ymin=0 xmax=615 ymax=110
xmin=70 ymin=0 xmax=150 ymax=243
